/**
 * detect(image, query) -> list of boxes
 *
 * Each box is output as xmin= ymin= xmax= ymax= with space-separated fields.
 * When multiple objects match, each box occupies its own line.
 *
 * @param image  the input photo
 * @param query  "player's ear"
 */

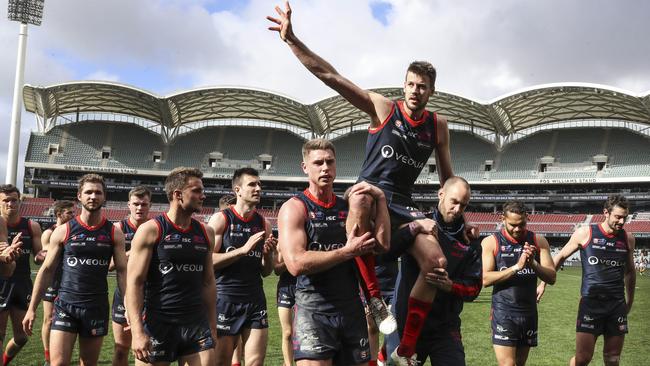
xmin=301 ymin=161 xmax=307 ymax=174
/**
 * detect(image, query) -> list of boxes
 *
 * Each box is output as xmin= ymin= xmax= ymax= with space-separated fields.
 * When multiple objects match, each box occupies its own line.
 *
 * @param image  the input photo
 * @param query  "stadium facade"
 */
xmin=18 ymin=81 xmax=650 ymax=244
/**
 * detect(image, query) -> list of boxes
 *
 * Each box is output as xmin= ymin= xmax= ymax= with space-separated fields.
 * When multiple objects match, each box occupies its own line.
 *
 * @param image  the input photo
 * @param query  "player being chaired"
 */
xmin=278 ymin=139 xmax=390 ymax=366
xmin=268 ymin=3 xmax=460 ymax=364
xmin=537 ymin=195 xmax=636 ymax=366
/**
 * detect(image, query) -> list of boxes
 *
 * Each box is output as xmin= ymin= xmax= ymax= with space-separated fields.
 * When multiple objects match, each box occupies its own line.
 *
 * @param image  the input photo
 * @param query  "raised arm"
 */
xmin=125 ymin=220 xmax=158 ymax=362
xmin=531 ymin=235 xmax=556 ymax=285
xmin=624 ymin=233 xmax=636 ymax=313
xmin=278 ymin=198 xmax=375 ymax=276
xmin=267 ymin=1 xmax=393 ymax=127
xmin=23 ymin=224 xmax=65 ymax=335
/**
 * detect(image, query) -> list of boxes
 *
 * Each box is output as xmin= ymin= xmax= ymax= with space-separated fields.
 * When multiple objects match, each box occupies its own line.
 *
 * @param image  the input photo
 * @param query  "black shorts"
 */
xmin=111 ymin=287 xmax=127 ymax=325
xmin=51 ymin=298 xmax=109 ymax=337
xmin=144 ymin=314 xmax=213 ymax=362
xmin=416 ymin=328 xmax=466 ymax=366
xmin=216 ymin=297 xmax=268 ymax=336
xmin=0 ymin=278 xmax=32 ymax=311
xmin=491 ymin=308 xmax=538 ymax=347
xmin=43 ymin=285 xmax=58 ymax=303
xmin=576 ymin=296 xmax=628 ymax=336
xmin=293 ymin=303 xmax=370 ymax=365
xmin=384 ymin=190 xmax=426 ymax=230
xmin=277 ymin=280 xmax=296 ymax=309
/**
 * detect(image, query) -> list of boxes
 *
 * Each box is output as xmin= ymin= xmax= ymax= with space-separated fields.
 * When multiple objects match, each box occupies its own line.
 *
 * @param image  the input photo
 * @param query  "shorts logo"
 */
xmin=360 ymin=337 xmax=368 ymax=347
xmin=496 ymin=324 xmax=507 ymax=333
xmin=159 ymin=263 xmax=174 ymax=274
xmin=381 ymin=145 xmax=394 ymax=158
xmin=583 ymin=315 xmax=593 ymax=322
xmin=617 ymin=316 xmax=626 ymax=323
xmin=526 ymin=330 xmax=537 ymax=337
xmin=150 ymin=337 xmax=162 ymax=346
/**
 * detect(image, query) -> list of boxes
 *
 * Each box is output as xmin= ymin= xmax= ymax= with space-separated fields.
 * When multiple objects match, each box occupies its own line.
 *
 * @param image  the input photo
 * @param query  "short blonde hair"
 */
xmin=301 ymin=138 xmax=336 ymax=160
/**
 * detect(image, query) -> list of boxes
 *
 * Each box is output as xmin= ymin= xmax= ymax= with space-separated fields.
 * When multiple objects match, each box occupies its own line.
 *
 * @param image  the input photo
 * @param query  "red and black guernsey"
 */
xmin=216 ymin=207 xmax=266 ymax=303
xmin=7 ymin=217 xmax=34 ymax=281
xmin=119 ymin=218 xmax=138 ymax=252
xmin=492 ymin=229 xmax=540 ymax=314
xmin=59 ymin=216 xmax=114 ymax=305
xmin=294 ymin=190 xmax=357 ymax=313
xmin=358 ymin=101 xmax=437 ymax=195
xmin=579 ymin=224 xmax=628 ymax=298
xmin=144 ymin=214 xmax=210 ymax=324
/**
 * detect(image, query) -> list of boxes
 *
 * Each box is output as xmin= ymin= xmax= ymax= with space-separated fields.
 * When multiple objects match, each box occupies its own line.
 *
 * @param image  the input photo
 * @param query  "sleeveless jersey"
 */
xmin=579 ymin=224 xmax=628 ymax=298
xmin=119 ymin=218 xmax=138 ymax=252
xmin=358 ymin=101 xmax=437 ymax=195
xmin=144 ymin=213 xmax=210 ymax=323
xmin=58 ymin=216 xmax=114 ymax=305
xmin=294 ymin=190 xmax=358 ymax=313
xmin=216 ymin=207 xmax=266 ymax=302
xmin=492 ymin=229 xmax=539 ymax=314
xmin=7 ymin=217 xmax=34 ymax=281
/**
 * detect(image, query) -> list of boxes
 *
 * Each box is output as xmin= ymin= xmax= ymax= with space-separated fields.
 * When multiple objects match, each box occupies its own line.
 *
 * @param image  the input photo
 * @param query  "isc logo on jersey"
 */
xmin=158 ymin=262 xmax=204 ymax=274
xmin=66 ymin=257 xmax=109 ymax=267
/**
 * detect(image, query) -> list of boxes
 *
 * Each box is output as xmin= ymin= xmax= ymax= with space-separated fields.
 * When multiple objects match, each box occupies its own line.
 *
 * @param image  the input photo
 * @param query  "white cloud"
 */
xmin=1 ymin=0 xmax=649 ymax=186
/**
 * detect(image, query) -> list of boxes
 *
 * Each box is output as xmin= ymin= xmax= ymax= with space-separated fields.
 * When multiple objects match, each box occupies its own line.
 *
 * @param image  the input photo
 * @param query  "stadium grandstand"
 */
xmin=18 ymin=80 xmax=650 ymax=247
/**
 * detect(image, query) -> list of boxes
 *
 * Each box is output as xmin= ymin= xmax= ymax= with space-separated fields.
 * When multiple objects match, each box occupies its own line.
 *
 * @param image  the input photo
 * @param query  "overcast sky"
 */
xmin=1 ymin=0 xmax=649 ymax=185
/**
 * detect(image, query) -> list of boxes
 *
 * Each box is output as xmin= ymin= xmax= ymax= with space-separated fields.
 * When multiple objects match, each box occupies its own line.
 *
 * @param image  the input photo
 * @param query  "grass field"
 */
xmin=6 ymin=267 xmax=649 ymax=365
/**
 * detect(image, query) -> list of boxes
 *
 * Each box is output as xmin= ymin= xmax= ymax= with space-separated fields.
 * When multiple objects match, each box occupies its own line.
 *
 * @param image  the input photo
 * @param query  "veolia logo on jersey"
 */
xmin=588 ymin=256 xmax=625 ymax=267
xmin=380 ymin=145 xmax=426 ymax=169
xmin=66 ymin=256 xmax=109 ymax=267
xmin=158 ymin=262 xmax=203 ymax=274
xmin=225 ymin=246 xmax=262 ymax=258
xmin=307 ymin=241 xmax=345 ymax=252
xmin=499 ymin=266 xmax=535 ymax=275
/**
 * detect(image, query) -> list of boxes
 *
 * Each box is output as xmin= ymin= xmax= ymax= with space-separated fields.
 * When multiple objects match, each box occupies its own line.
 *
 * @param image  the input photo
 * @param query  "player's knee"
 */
xmin=282 ymin=327 xmax=293 ymax=340
xmin=574 ymin=352 xmax=593 ymax=366
xmin=347 ymin=191 xmax=372 ymax=213
xmin=113 ymin=343 xmax=130 ymax=360
xmin=13 ymin=335 xmax=28 ymax=347
xmin=420 ymin=252 xmax=447 ymax=273
xmin=603 ymin=352 xmax=621 ymax=366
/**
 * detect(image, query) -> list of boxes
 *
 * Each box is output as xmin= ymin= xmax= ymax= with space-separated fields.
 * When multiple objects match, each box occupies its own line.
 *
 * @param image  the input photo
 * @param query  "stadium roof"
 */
xmin=23 ymin=81 xmax=650 ymax=138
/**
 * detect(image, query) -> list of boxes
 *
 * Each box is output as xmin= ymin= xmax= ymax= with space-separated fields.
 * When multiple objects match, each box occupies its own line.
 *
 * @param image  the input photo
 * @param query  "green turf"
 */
xmin=6 ymin=267 xmax=649 ymax=365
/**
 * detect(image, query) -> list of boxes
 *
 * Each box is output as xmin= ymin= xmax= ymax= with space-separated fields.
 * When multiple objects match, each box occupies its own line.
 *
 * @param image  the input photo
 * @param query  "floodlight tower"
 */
xmin=5 ymin=0 xmax=44 ymax=185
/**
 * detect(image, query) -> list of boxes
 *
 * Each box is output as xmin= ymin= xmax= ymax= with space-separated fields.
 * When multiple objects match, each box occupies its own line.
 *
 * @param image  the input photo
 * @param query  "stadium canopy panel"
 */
xmin=23 ymin=81 xmax=650 ymax=143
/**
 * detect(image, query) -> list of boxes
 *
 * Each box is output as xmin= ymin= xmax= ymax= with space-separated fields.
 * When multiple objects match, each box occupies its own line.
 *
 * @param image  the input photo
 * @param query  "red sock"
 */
xmin=368 ymin=360 xmax=378 ymax=366
xmin=377 ymin=344 xmax=387 ymax=362
xmin=44 ymin=349 xmax=50 ymax=362
xmin=231 ymin=363 xmax=241 ymax=366
xmin=398 ymin=297 xmax=433 ymax=357
xmin=355 ymin=254 xmax=381 ymax=298
xmin=3 ymin=353 xmax=14 ymax=366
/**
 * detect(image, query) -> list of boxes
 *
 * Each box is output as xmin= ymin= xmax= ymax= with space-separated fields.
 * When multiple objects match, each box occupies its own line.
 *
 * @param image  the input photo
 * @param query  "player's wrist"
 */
xmin=511 ymin=264 xmax=521 ymax=274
